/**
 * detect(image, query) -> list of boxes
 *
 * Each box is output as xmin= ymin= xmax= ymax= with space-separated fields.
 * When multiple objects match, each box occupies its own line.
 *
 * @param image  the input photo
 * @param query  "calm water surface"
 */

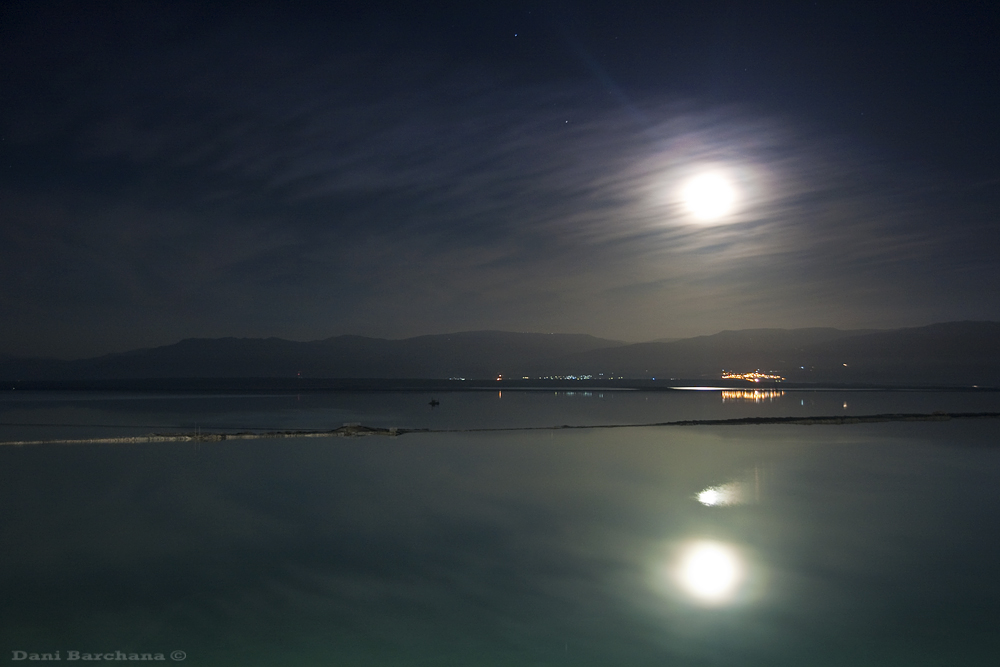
xmin=1 ymin=390 xmax=999 ymax=665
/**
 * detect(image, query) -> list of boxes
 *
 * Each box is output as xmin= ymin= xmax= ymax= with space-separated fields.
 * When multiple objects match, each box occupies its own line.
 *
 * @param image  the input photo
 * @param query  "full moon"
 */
xmin=681 ymin=173 xmax=737 ymax=220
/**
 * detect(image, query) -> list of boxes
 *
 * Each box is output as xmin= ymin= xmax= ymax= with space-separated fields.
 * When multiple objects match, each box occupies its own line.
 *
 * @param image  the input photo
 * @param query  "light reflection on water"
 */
xmin=697 ymin=465 xmax=765 ymax=507
xmin=670 ymin=467 xmax=765 ymax=608
xmin=698 ymin=482 xmax=747 ymax=506
xmin=721 ymin=389 xmax=785 ymax=403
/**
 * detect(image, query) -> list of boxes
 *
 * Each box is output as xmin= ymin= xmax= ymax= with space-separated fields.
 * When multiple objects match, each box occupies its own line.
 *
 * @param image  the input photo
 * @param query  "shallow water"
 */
xmin=2 ymin=387 xmax=999 ymax=441
xmin=1 ymin=390 xmax=999 ymax=665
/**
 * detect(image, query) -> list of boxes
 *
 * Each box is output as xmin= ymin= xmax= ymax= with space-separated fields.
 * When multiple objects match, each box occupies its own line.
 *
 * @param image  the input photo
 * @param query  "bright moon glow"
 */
xmin=681 ymin=173 xmax=737 ymax=220
xmin=697 ymin=481 xmax=745 ymax=506
xmin=675 ymin=541 xmax=745 ymax=604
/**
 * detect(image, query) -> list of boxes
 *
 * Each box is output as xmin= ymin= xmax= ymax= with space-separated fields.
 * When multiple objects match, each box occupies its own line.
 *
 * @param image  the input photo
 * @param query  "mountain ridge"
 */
xmin=1 ymin=323 xmax=998 ymax=386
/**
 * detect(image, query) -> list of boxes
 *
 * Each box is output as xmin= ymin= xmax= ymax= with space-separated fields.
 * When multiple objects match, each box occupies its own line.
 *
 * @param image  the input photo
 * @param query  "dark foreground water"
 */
xmin=2 ymin=389 xmax=1000 ymax=665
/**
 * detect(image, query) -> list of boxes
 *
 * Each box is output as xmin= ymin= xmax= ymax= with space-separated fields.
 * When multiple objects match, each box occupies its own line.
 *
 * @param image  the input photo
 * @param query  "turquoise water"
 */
xmin=1 ymin=390 xmax=999 ymax=665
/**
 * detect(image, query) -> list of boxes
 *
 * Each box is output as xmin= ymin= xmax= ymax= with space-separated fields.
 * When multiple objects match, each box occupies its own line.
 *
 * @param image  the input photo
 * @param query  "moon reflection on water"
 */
xmin=674 ymin=540 xmax=747 ymax=604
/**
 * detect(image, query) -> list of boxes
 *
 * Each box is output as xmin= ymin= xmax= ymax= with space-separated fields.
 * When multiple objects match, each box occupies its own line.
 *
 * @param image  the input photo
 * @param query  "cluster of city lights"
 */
xmin=721 ymin=370 xmax=785 ymax=382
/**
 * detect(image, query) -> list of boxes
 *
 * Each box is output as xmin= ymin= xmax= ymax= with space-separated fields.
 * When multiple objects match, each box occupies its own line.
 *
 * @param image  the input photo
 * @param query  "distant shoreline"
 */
xmin=3 ymin=412 xmax=999 ymax=447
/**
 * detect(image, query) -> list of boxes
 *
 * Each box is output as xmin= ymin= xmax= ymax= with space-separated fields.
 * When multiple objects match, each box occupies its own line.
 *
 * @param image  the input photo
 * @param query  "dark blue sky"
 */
xmin=2 ymin=1 xmax=999 ymax=357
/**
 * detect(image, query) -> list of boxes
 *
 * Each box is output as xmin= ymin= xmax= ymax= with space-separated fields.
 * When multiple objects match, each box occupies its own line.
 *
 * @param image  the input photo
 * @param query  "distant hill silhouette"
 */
xmin=0 ymin=331 xmax=625 ymax=381
xmin=2 ymin=323 xmax=998 ymax=386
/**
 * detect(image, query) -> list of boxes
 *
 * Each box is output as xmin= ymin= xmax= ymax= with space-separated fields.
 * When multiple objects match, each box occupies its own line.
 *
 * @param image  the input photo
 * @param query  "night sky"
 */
xmin=2 ymin=1 xmax=999 ymax=358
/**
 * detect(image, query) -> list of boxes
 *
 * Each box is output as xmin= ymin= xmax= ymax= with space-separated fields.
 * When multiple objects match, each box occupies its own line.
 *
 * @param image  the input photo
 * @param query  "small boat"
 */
xmin=428 ymin=399 xmax=440 ymax=407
